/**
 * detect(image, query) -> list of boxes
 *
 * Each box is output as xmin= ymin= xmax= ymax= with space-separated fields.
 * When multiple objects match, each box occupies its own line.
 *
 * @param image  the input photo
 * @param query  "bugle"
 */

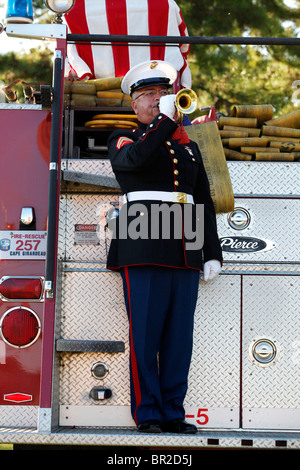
xmin=175 ymin=88 xmax=198 ymax=120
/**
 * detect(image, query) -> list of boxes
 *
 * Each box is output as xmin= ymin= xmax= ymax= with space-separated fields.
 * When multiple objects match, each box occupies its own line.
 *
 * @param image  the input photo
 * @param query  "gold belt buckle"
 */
xmin=173 ymin=192 xmax=187 ymax=203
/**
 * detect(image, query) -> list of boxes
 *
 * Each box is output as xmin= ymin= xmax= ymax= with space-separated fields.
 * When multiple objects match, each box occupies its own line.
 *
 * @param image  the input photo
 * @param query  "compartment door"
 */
xmin=242 ymin=275 xmax=300 ymax=429
xmin=185 ymin=275 xmax=241 ymax=429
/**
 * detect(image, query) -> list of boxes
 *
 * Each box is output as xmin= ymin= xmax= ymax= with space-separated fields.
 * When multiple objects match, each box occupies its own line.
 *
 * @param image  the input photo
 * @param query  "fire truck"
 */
xmin=0 ymin=2 xmax=300 ymax=451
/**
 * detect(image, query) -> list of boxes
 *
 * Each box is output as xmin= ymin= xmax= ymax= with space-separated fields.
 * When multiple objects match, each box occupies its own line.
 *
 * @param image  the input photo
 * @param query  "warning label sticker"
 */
xmin=74 ymin=224 xmax=100 ymax=245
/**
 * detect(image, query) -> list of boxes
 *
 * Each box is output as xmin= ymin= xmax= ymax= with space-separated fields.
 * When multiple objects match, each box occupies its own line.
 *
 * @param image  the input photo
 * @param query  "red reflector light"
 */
xmin=0 ymin=277 xmax=43 ymax=301
xmin=4 ymin=392 xmax=32 ymax=403
xmin=0 ymin=307 xmax=41 ymax=348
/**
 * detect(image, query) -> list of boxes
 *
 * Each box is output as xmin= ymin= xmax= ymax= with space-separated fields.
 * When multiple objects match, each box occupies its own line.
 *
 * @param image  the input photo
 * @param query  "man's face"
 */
xmin=131 ymin=85 xmax=169 ymax=124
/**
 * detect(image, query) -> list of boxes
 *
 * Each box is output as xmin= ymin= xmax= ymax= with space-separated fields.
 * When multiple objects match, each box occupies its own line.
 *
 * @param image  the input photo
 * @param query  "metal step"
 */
xmin=62 ymin=169 xmax=120 ymax=192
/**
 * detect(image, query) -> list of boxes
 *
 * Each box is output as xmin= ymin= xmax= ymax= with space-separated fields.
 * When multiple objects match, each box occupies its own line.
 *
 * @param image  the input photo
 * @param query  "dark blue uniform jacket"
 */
xmin=106 ymin=112 xmax=223 ymax=270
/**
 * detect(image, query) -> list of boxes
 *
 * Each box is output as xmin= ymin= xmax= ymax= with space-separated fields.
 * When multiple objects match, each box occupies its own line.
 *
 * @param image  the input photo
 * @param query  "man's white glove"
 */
xmin=203 ymin=260 xmax=222 ymax=282
xmin=159 ymin=94 xmax=176 ymax=121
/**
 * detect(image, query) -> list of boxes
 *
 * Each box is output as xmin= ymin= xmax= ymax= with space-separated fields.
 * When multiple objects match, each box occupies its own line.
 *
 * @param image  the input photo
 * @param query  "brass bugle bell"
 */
xmin=175 ymin=88 xmax=198 ymax=118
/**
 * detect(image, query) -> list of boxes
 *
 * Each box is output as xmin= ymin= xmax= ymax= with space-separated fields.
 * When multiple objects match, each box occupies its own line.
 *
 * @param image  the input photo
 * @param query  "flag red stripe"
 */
xmin=147 ymin=0 xmax=169 ymax=61
xmin=105 ymin=0 xmax=130 ymax=77
xmin=65 ymin=0 xmax=95 ymax=77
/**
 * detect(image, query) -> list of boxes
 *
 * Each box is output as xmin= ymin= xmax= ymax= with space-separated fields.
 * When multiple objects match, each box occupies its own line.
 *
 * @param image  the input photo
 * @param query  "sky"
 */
xmin=0 ymin=0 xmax=299 ymax=54
xmin=0 ymin=32 xmax=54 ymax=55
xmin=0 ymin=2 xmax=55 ymax=54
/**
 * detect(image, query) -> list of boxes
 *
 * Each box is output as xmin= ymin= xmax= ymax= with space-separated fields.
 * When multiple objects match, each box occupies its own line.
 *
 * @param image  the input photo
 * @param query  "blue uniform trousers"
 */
xmin=120 ymin=265 xmax=200 ymax=425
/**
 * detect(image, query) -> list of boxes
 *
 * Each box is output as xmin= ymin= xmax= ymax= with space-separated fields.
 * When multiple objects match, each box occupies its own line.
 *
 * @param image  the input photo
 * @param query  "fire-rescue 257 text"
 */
xmin=10 ymin=233 xmax=45 ymax=255
xmin=107 ymin=454 xmax=192 ymax=467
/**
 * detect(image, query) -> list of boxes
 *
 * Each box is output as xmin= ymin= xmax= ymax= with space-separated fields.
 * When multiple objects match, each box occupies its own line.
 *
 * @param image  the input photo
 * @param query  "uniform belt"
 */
xmin=123 ymin=191 xmax=194 ymax=204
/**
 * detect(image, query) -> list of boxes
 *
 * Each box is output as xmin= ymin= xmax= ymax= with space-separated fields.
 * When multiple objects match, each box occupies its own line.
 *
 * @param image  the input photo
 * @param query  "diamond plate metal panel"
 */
xmin=61 ymin=159 xmax=300 ymax=196
xmin=223 ymin=264 xmax=300 ymax=275
xmin=59 ymin=352 xmax=131 ymax=407
xmin=58 ymin=194 xmax=120 ymax=262
xmin=185 ymin=275 xmax=240 ymax=410
xmin=1 ymin=425 xmax=300 ymax=448
xmin=60 ymin=268 xmax=126 ymax=340
xmin=217 ymin=198 xmax=300 ymax=263
xmin=62 ymin=159 xmax=114 ymax=178
xmin=58 ymin=269 xmax=130 ymax=408
xmin=53 ymin=159 xmax=300 ymax=439
xmin=242 ymin=275 xmax=300 ymax=429
xmin=228 ymin=162 xmax=300 ymax=196
xmin=56 ymin=339 xmax=124 ymax=353
xmin=57 ymin=268 xmax=240 ymax=428
xmin=0 ymin=405 xmax=37 ymax=428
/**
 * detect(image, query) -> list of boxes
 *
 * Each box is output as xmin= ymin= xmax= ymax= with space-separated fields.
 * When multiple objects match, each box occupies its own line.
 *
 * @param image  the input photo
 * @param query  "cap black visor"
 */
xmin=130 ymin=77 xmax=171 ymax=95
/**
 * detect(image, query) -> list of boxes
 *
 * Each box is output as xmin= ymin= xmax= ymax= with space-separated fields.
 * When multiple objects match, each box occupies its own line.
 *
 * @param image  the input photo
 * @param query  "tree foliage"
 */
xmin=0 ymin=47 xmax=53 ymax=84
xmin=1 ymin=0 xmax=300 ymax=114
xmin=177 ymin=0 xmax=300 ymax=115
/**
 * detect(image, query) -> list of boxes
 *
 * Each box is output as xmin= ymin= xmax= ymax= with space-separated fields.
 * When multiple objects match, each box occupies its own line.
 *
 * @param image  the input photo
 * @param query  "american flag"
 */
xmin=64 ymin=0 xmax=191 ymax=88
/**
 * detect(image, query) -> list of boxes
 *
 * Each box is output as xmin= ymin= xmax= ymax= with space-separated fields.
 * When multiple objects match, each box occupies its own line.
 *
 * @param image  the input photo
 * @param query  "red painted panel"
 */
xmin=0 ymin=109 xmax=51 ymax=231
xmin=0 ymin=108 xmax=51 ymax=407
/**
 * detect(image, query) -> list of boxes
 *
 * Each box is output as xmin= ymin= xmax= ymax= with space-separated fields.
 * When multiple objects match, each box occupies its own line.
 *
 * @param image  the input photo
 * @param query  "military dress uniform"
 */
xmin=106 ymin=61 xmax=222 ymax=431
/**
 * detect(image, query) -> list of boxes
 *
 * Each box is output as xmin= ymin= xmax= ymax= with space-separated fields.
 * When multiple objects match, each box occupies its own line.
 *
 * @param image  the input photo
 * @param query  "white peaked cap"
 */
xmin=121 ymin=60 xmax=178 ymax=95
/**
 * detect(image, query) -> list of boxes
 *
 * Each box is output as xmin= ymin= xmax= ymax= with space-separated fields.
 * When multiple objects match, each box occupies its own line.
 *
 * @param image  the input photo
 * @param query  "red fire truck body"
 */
xmin=0 ymin=22 xmax=300 ymax=450
xmin=0 ymin=107 xmax=51 ymax=408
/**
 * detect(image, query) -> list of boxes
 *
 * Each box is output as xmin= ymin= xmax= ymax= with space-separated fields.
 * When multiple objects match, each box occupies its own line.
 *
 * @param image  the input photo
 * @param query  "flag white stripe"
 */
xmin=127 ymin=0 xmax=151 ymax=67
xmin=86 ymin=0 xmax=116 ymax=78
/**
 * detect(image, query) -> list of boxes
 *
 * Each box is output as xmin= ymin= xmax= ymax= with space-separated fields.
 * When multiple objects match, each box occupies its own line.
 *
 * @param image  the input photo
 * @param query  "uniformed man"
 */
xmin=107 ymin=60 xmax=222 ymax=434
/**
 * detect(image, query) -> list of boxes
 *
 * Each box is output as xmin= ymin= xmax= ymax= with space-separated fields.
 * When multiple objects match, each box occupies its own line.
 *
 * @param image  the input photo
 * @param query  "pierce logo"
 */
xmin=220 ymin=236 xmax=275 ymax=253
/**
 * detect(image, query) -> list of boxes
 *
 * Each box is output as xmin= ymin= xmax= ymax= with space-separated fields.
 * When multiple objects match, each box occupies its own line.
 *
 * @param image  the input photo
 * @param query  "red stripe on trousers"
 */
xmin=65 ymin=0 xmax=95 ymax=77
xmin=147 ymin=0 xmax=169 ymax=60
xmin=124 ymin=267 xmax=142 ymax=424
xmin=105 ymin=0 xmax=130 ymax=77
